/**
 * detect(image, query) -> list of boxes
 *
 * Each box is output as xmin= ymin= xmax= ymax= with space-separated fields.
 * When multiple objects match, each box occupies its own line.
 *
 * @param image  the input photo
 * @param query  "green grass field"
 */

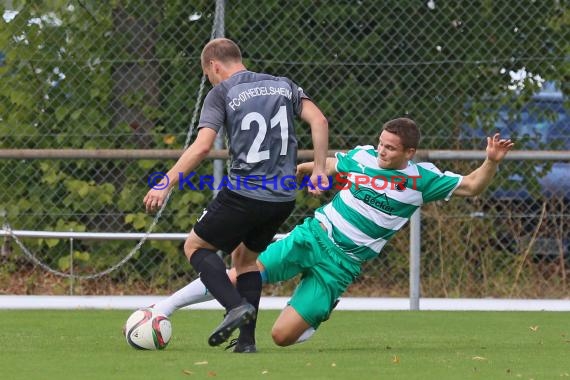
xmin=1 ymin=309 xmax=569 ymax=379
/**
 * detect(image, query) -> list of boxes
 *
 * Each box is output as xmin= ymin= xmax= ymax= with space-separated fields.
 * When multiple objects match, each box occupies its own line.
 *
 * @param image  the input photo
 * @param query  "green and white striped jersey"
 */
xmin=314 ymin=145 xmax=462 ymax=263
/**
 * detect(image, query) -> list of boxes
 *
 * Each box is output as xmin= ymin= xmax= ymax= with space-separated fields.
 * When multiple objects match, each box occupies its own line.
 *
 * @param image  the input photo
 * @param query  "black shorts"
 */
xmin=193 ymin=188 xmax=296 ymax=254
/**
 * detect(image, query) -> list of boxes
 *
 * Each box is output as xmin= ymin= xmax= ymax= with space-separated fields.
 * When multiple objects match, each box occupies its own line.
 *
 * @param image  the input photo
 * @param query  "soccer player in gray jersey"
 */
xmin=149 ymin=117 xmax=513 ymax=348
xmin=143 ymin=38 xmax=329 ymax=352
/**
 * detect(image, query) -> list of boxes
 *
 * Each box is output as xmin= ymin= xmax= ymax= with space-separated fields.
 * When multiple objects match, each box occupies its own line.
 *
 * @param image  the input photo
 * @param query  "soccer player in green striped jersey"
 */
xmin=150 ymin=117 xmax=513 ymax=349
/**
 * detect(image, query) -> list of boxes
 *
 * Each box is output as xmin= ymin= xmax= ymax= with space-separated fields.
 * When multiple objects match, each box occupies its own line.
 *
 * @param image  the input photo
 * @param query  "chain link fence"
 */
xmin=0 ymin=1 xmax=568 ymax=298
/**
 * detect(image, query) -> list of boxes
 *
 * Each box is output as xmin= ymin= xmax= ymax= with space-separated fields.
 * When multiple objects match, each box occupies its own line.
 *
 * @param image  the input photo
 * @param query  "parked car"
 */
xmin=461 ymin=83 xmax=568 ymax=198
xmin=460 ymin=84 xmax=569 ymax=259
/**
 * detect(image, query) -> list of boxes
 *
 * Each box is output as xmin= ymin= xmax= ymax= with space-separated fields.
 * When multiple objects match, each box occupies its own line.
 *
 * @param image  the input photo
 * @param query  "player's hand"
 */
xmin=486 ymin=133 xmax=514 ymax=163
xmin=143 ymin=187 xmax=169 ymax=213
xmin=307 ymin=170 xmax=329 ymax=196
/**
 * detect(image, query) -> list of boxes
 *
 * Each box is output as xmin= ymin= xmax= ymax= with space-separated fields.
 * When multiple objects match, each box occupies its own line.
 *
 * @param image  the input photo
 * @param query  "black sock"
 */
xmin=236 ymin=271 xmax=262 ymax=344
xmin=189 ymin=248 xmax=242 ymax=310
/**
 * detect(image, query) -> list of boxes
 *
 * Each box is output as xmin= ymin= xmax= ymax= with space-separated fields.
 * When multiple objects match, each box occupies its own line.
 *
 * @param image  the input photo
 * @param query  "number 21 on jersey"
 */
xmin=240 ymin=105 xmax=288 ymax=163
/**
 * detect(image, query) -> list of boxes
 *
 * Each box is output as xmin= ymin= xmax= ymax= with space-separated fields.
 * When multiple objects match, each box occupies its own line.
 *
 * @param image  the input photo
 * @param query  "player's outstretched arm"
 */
xmin=454 ymin=133 xmax=514 ymax=197
xmin=143 ymin=128 xmax=217 ymax=213
xmin=296 ymin=157 xmax=338 ymax=182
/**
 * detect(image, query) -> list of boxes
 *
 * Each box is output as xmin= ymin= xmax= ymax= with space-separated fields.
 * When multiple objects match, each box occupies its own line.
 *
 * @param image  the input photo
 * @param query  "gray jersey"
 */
xmin=199 ymin=70 xmax=308 ymax=201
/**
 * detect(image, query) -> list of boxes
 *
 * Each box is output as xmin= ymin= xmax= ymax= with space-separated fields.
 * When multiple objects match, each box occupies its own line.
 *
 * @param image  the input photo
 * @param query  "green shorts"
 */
xmin=258 ymin=217 xmax=361 ymax=328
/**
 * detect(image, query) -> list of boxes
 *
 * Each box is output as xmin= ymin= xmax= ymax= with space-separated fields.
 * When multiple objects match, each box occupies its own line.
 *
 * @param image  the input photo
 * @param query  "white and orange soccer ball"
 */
xmin=124 ymin=308 xmax=172 ymax=350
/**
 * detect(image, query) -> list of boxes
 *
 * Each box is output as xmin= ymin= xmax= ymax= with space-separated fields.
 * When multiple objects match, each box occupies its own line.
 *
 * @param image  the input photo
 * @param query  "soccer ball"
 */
xmin=124 ymin=308 xmax=172 ymax=350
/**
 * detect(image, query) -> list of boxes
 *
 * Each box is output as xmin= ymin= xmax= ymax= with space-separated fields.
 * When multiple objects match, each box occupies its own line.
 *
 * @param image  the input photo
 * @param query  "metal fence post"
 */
xmin=69 ymin=231 xmax=74 ymax=295
xmin=409 ymin=209 xmax=421 ymax=310
xmin=212 ymin=0 xmax=226 ymax=198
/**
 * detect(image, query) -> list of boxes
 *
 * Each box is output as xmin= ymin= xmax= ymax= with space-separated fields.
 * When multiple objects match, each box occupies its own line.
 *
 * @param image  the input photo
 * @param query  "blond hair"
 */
xmin=201 ymin=38 xmax=242 ymax=68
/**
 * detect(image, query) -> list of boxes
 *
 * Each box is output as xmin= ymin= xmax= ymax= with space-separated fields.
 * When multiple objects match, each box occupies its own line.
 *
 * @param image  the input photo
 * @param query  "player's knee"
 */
xmin=271 ymin=326 xmax=295 ymax=347
xmin=183 ymin=241 xmax=192 ymax=260
xmin=233 ymin=247 xmax=259 ymax=272
xmin=231 ymin=247 xmax=246 ymax=267
xmin=183 ymin=239 xmax=199 ymax=260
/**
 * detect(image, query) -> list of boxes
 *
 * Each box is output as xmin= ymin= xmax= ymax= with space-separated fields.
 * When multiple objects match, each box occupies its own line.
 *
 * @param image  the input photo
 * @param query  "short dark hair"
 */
xmin=382 ymin=118 xmax=421 ymax=149
xmin=201 ymin=38 xmax=242 ymax=67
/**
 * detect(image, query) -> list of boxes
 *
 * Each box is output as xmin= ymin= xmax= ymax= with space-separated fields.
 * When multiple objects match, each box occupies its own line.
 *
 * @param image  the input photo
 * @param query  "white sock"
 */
xmin=295 ymin=327 xmax=316 ymax=344
xmin=152 ymin=274 xmax=217 ymax=317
